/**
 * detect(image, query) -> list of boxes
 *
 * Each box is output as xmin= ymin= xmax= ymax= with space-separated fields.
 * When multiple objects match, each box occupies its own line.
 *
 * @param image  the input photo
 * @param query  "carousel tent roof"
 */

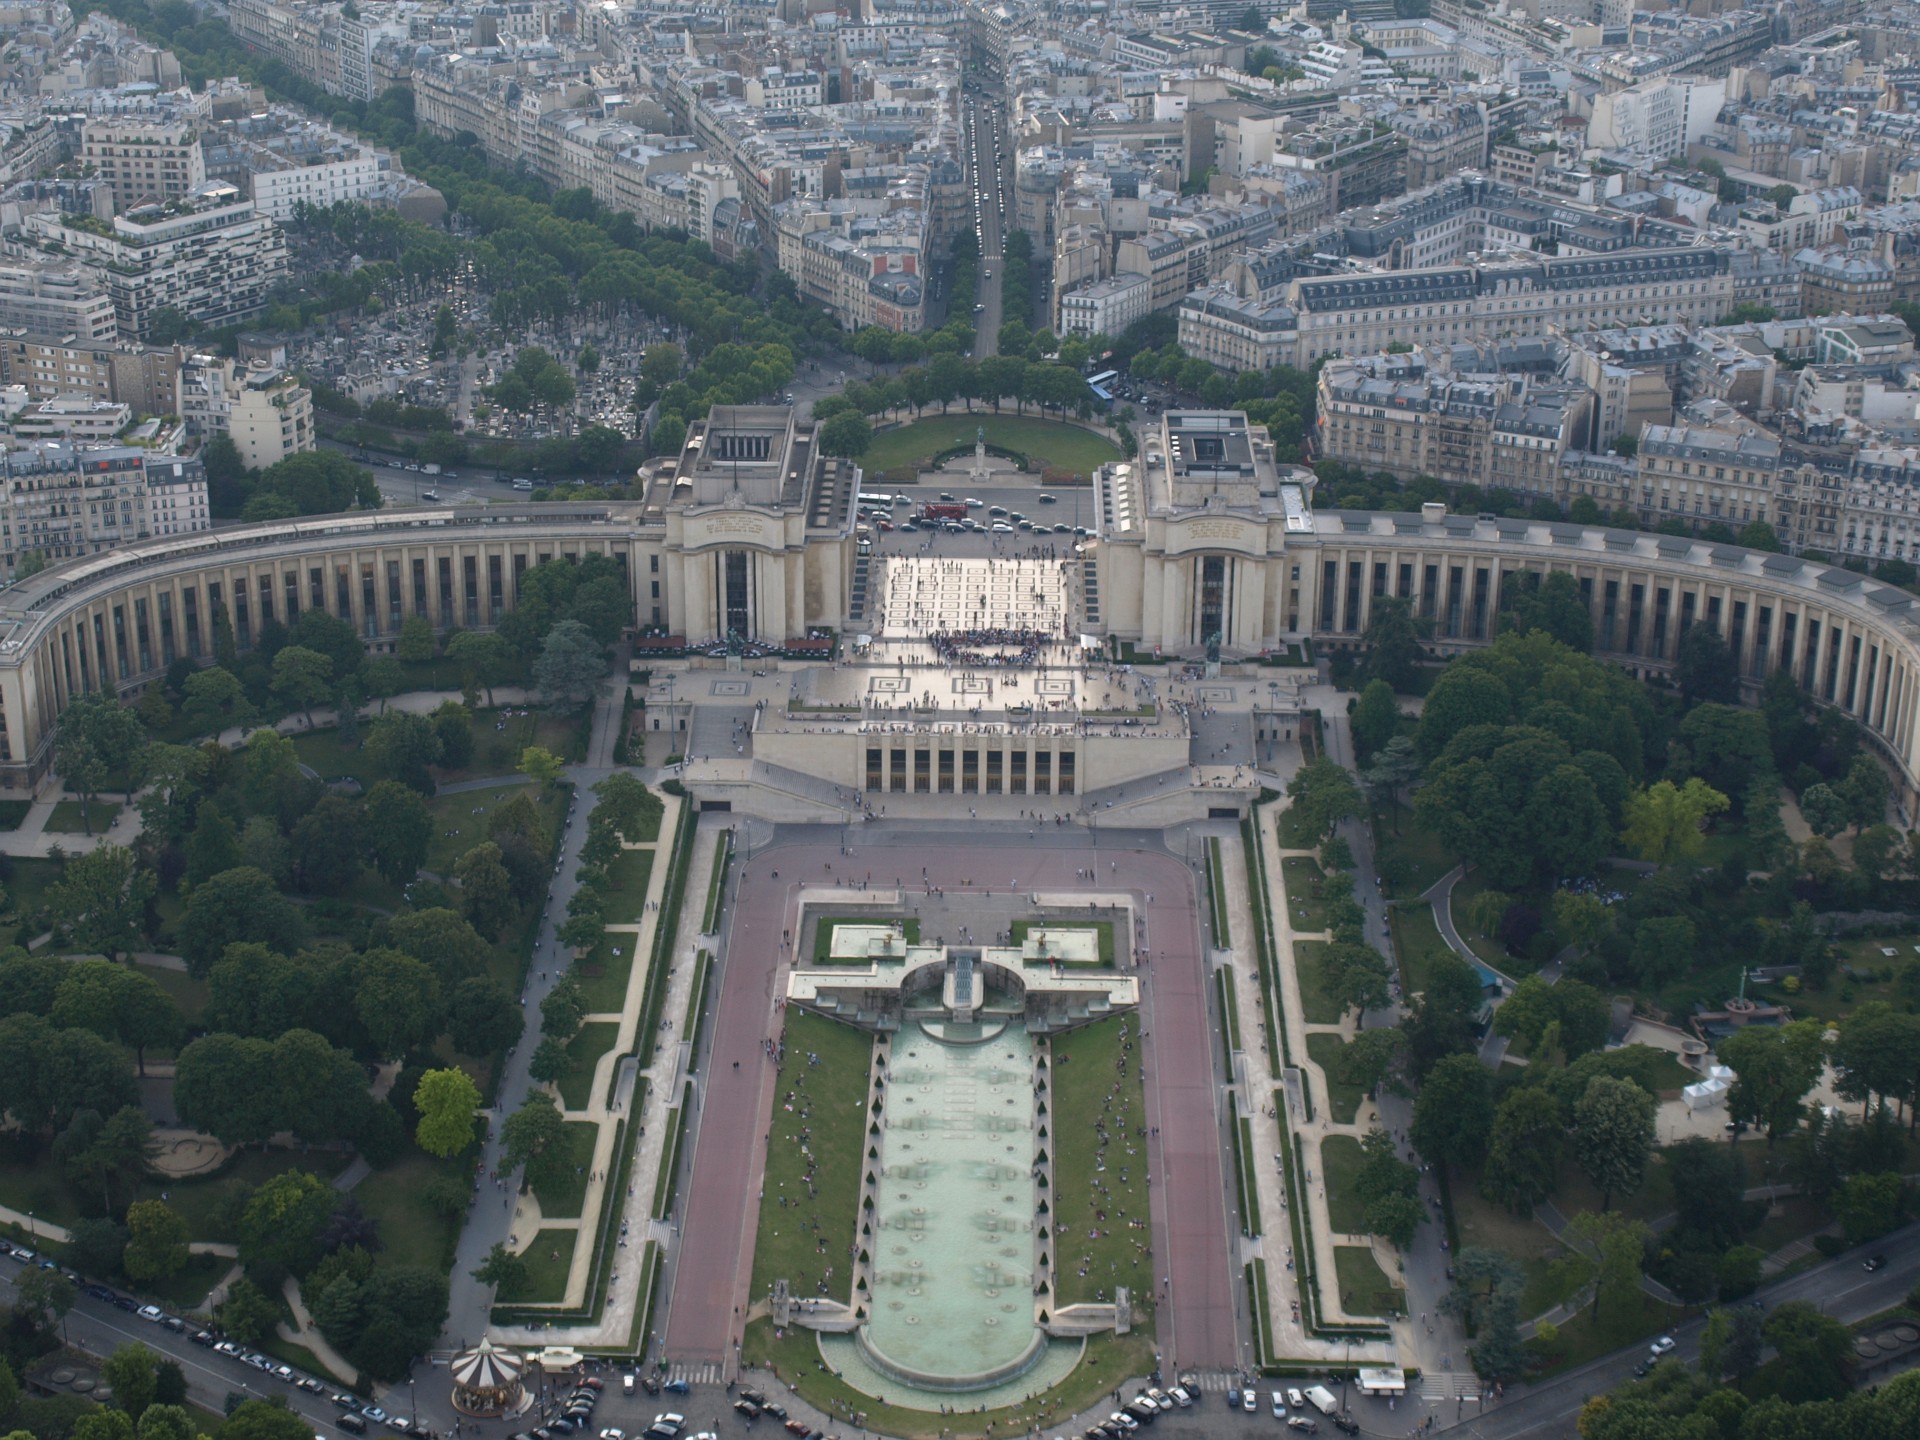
xmin=451 ymin=1339 xmax=522 ymax=1391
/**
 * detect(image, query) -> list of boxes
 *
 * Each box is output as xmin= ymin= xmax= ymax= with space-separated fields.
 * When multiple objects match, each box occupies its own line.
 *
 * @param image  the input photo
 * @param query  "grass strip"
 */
xmin=1215 ymin=966 xmax=1240 ymax=1082
xmin=683 ymin=951 xmax=713 ymax=1072
xmin=1229 ymin=1093 xmax=1262 ymax=1237
xmin=637 ymin=798 xmax=696 ymax=1069
xmin=701 ymin=829 xmax=732 ymax=934
xmin=1243 ymin=809 xmax=1288 ymax=1075
xmin=1248 ymin=1258 xmax=1275 ymax=1367
xmin=651 ymin=1081 xmax=692 ymax=1220
xmin=1207 ymin=837 xmax=1231 ymax=947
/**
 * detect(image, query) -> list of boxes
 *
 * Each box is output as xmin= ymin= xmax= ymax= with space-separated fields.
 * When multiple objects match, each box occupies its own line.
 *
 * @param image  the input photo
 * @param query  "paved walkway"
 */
xmin=1235 ymin=800 xmax=1400 ymax=1362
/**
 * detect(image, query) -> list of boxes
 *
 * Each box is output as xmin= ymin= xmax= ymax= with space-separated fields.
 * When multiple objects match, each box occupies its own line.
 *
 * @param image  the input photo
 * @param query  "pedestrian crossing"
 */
xmin=1419 ymin=1372 xmax=1481 ymax=1401
xmin=1181 ymin=1370 xmax=1240 ymax=1394
xmin=664 ymin=1362 xmax=724 ymax=1386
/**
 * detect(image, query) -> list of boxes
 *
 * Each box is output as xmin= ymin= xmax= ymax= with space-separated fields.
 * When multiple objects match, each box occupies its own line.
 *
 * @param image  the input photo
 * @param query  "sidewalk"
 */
xmin=497 ymin=790 xmax=682 ymax=1322
xmin=1236 ymin=801 xmax=1404 ymax=1361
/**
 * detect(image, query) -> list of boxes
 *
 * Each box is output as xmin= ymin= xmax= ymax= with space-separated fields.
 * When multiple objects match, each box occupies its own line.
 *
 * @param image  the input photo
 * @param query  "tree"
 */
xmin=817 ymin=411 xmax=872 ymax=458
xmin=1665 ymin=1136 xmax=1747 ymax=1250
xmin=1481 ymin=1086 xmax=1563 ymax=1214
xmin=1353 ymin=1128 xmax=1423 ymax=1248
xmin=448 ymin=977 xmax=524 ymax=1057
xmin=1402 ymin=951 xmax=1486 ymax=1075
xmin=291 ymin=794 xmax=365 ymax=895
xmin=182 ymin=666 xmax=253 ymax=736
xmin=272 ymin=1029 xmax=369 ymax=1146
xmin=121 ymin=1201 xmax=190 ymax=1284
xmin=431 ymin=700 xmax=474 ymax=770
xmin=1798 ymin=782 xmax=1849 ymax=838
xmin=1629 ymin=914 xmax=1696 ymax=992
xmin=52 ymin=961 xmax=179 ymax=1075
xmin=518 ymin=746 xmax=565 ymax=787
xmin=1503 ymin=571 xmax=1593 ymax=653
xmin=353 ymin=950 xmax=443 ymax=1060
xmin=471 ymin=1242 xmax=528 ymax=1294
xmin=453 ymin=842 xmax=517 ymax=937
xmin=1840 ymin=1168 xmax=1906 ymax=1247
xmin=1620 ymin=778 xmax=1730 ymax=864
xmin=220 ymin=1401 xmax=316 ymax=1440
xmin=1699 ymin=1302 xmax=1765 ymax=1383
xmin=367 ymin=709 xmax=441 ymax=794
xmin=1838 ymin=753 xmax=1891 ymax=833
xmin=1287 ymin=756 xmax=1362 ymax=841
xmin=1562 ymin=1209 xmax=1650 ymax=1324
xmin=363 ymin=780 xmax=433 ymax=885
xmin=413 ymin=1068 xmax=481 ymax=1159
xmin=100 ymin=1346 xmax=156 ymax=1421
xmin=269 ymin=646 xmax=333 ymax=726
xmin=185 ymin=806 xmax=243 ymax=887
xmin=177 ymin=866 xmax=303 ymax=977
xmin=213 ymin=1279 xmax=281 ymax=1346
xmin=1361 ymin=596 xmax=1427 ymax=691
xmin=500 ymin=1094 xmax=568 ymax=1192
xmin=1411 ymin=1053 xmax=1495 ymax=1171
xmin=1350 ymin=679 xmax=1399 ymax=758
xmin=1762 ymin=1301 xmax=1855 ymax=1402
xmin=1571 ymin=1075 xmax=1656 ymax=1211
xmin=1676 ymin=623 xmax=1740 ymax=706
xmin=172 ymin=1033 xmax=279 ymax=1146
xmin=15 ymin=1266 xmax=75 ymax=1342
xmin=444 ymin=631 xmax=511 ymax=706
xmin=238 ymin=1169 xmax=337 ymax=1276
xmin=140 ymin=1406 xmax=191 ymax=1440
xmin=1363 ymin=736 xmax=1422 ymax=833
xmin=1336 ymin=1027 xmax=1408 ymax=1097
xmin=396 ymin=615 xmax=435 ymax=663
xmin=534 ymin=619 xmax=604 ymax=706
xmin=49 ymin=844 xmax=155 ymax=963
xmin=1719 ymin=1019 xmax=1826 ymax=1143
xmin=54 ymin=1103 xmax=154 ymax=1210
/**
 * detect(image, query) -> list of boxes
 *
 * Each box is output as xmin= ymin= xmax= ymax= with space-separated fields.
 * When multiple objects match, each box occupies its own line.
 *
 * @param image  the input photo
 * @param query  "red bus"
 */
xmin=922 ymin=502 xmax=968 ymax=520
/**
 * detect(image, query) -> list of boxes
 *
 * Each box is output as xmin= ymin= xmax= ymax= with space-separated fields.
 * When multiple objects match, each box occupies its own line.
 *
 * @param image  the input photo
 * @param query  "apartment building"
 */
xmin=179 ymin=357 xmax=315 ymax=469
xmin=81 ymin=116 xmax=207 ymax=212
xmin=20 ymin=184 xmax=290 ymax=341
xmin=0 ymin=265 xmax=118 ymax=343
xmin=0 ymin=441 xmax=150 ymax=575
xmin=1058 ymin=274 xmax=1151 ymax=339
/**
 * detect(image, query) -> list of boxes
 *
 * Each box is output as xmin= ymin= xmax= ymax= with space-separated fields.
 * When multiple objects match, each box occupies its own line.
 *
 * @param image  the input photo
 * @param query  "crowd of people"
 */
xmin=928 ymin=625 xmax=1053 ymax=667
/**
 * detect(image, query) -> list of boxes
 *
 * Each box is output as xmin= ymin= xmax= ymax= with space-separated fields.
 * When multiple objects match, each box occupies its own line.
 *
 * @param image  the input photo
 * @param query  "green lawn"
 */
xmin=347 ymin=1151 xmax=466 ymax=1274
xmin=530 ymin=1122 xmax=599 ymax=1220
xmin=423 ymin=782 xmax=565 ymax=874
xmin=812 ymin=916 xmax=920 ymax=963
xmin=1389 ymin=902 xmax=1455 ymax=998
xmin=1277 ymin=805 xmax=1322 ymax=850
xmin=1292 ymin=941 xmax=1345 ymax=1025
xmin=746 ymin=1011 xmax=871 ymax=1303
xmin=1449 ymin=1166 xmax=1565 ymax=1319
xmin=1306 ymin=1033 xmax=1363 ymax=1123
xmin=134 ymin=960 xmax=209 ymax=1025
xmin=1333 ymin=1245 xmax=1402 ymax=1318
xmin=556 ymin=1022 xmax=621 ymax=1110
xmin=45 ymin=799 xmax=121 ymax=834
xmin=861 ymin=414 xmax=1120 ymax=477
xmin=0 ymin=800 xmax=32 ymax=832
xmin=573 ymin=929 xmax=638 ymax=1014
xmin=499 ymin=1228 xmax=577 ymax=1304
xmin=133 ymin=1251 xmax=229 ymax=1313
xmin=1529 ymin=1293 xmax=1675 ymax=1376
xmin=1052 ymin=1016 xmax=1154 ymax=1312
xmin=744 ymin=1318 xmax=1156 ymax=1440
xmin=0 ymin=857 xmax=64 ymax=946
xmin=1448 ymin=872 xmax=1518 ymax=969
xmin=1009 ymin=919 xmax=1114 ymax=964
xmin=442 ymin=707 xmax=585 ymax=782
xmin=290 ymin=728 xmax=384 ymax=787
xmin=1372 ymin=816 xmax=1455 ymax=900
xmin=1320 ymin=1134 xmax=1368 ymax=1235
xmin=1767 ymin=933 xmax=1918 ymax=1022
xmin=599 ymin=847 xmax=655 ymax=924
xmin=1280 ymin=856 xmax=1330 ymax=932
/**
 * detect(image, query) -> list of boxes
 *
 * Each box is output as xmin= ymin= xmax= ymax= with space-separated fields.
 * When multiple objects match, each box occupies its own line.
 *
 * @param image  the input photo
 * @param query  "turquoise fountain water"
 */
xmin=855 ymin=1019 xmax=1046 ymax=1390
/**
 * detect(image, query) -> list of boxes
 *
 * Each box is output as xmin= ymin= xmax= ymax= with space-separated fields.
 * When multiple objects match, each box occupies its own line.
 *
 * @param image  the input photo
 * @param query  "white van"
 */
xmin=1305 ymin=1386 xmax=1340 ymax=1416
xmin=512 ymin=479 xmax=534 ymax=491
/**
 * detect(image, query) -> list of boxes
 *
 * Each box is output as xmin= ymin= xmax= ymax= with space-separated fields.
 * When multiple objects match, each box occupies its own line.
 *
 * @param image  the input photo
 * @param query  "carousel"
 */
xmin=448 ymin=1339 xmax=527 ymax=1418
